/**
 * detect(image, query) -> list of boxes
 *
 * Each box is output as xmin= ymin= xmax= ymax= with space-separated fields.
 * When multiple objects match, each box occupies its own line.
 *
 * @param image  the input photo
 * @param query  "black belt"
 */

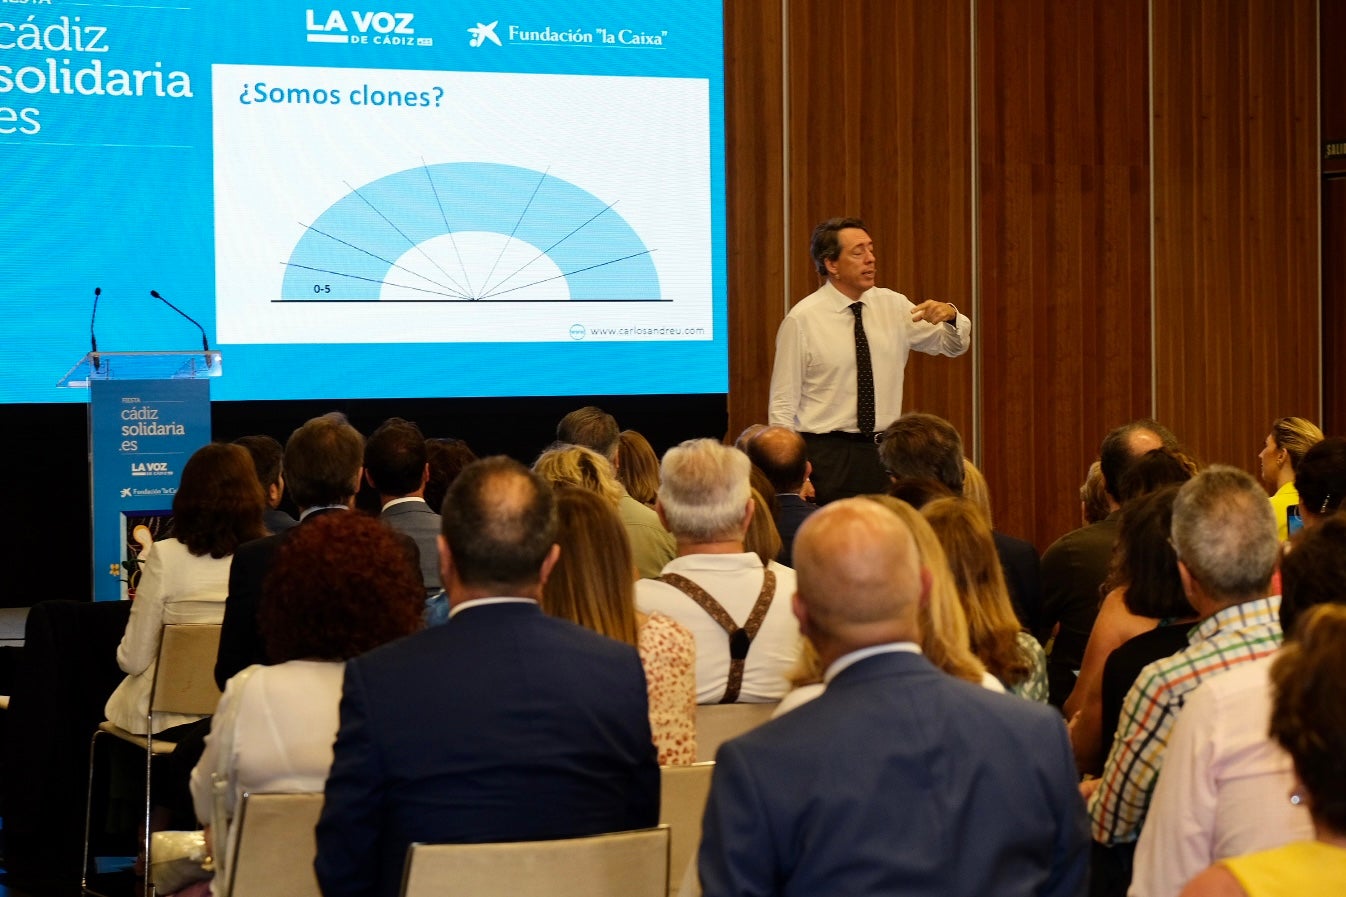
xmin=801 ymin=430 xmax=879 ymax=445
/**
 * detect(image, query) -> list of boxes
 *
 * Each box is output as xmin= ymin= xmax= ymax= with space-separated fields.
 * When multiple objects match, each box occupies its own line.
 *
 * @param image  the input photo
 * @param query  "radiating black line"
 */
xmin=483 ymin=200 xmax=622 ymax=297
xmin=482 ymin=249 xmax=657 ymax=299
xmin=479 ymin=166 xmax=549 ymax=298
xmin=422 ymin=157 xmax=475 ymax=298
xmin=344 ymin=179 xmax=468 ymax=295
xmin=297 ymin=221 xmax=469 ymax=299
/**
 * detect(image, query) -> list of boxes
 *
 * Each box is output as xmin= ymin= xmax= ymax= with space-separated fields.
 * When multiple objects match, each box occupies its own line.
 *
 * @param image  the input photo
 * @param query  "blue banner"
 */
xmin=90 ymin=378 xmax=211 ymax=601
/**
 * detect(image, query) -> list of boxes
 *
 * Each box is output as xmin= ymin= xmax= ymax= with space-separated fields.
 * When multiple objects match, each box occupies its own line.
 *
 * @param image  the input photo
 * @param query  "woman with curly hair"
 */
xmin=105 ymin=443 xmax=268 ymax=736
xmin=190 ymin=513 xmax=424 ymax=897
xmin=1180 ymin=603 xmax=1346 ymax=897
xmin=541 ymin=486 xmax=697 ymax=765
xmin=921 ymin=497 xmax=1048 ymax=702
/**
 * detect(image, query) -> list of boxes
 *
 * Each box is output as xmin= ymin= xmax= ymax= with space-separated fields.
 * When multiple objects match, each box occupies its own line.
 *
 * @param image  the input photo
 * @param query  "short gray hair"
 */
xmin=658 ymin=439 xmax=751 ymax=542
xmin=1171 ymin=465 xmax=1278 ymax=603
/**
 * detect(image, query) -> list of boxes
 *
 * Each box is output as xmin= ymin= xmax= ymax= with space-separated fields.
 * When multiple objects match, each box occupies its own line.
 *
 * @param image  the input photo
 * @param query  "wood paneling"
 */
xmin=1152 ymin=0 xmax=1320 ymax=467
xmin=782 ymin=0 xmax=975 ymax=441
xmin=1325 ymin=176 xmax=1346 ymax=434
xmin=976 ymin=0 xmax=1152 ymax=547
xmin=724 ymin=2 xmax=787 ymax=441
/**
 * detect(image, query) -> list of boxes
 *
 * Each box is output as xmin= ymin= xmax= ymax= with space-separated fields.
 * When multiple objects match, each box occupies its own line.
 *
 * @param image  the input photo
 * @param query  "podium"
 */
xmin=60 ymin=351 xmax=220 ymax=601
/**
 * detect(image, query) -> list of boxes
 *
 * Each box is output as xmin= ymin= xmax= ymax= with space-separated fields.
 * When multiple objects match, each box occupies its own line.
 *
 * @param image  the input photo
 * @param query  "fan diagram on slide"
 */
xmin=280 ymin=162 xmax=662 ymax=302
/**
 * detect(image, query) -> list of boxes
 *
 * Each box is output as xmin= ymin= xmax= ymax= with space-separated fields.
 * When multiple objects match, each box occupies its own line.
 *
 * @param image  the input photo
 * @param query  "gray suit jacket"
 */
xmin=380 ymin=499 xmax=441 ymax=590
xmin=699 ymin=650 xmax=1089 ymax=897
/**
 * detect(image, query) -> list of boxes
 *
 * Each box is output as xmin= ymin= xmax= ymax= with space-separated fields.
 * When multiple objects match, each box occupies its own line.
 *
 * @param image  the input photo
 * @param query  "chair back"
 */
xmin=224 ymin=791 xmax=325 ymax=897
xmin=400 ymin=825 xmax=670 ymax=897
xmin=148 ymin=623 xmax=223 ymax=717
xmin=694 ymin=703 xmax=777 ymax=762
xmin=659 ymin=762 xmax=714 ymax=896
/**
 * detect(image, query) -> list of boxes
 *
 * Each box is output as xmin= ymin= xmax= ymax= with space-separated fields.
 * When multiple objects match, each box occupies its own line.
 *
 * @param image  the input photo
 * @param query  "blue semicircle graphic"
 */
xmin=282 ymin=162 xmax=659 ymax=301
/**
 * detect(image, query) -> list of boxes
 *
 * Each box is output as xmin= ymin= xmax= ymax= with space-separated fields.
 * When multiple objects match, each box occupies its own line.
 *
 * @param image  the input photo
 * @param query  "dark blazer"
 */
xmin=214 ymin=507 xmax=349 ymax=688
xmin=379 ymin=498 xmax=441 ymax=590
xmin=993 ymin=529 xmax=1044 ymax=636
xmin=315 ymin=601 xmax=660 ymax=897
xmin=699 ymin=650 xmax=1089 ymax=897
xmin=773 ymin=494 xmax=816 ymax=568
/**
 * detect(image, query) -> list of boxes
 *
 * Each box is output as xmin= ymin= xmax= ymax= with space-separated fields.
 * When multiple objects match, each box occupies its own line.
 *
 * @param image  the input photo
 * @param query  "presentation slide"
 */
xmin=0 ymin=1 xmax=727 ymax=403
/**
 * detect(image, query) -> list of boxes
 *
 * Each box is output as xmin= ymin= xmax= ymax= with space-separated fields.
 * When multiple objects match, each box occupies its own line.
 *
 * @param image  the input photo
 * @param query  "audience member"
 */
xmin=636 ymin=439 xmax=801 ymax=704
xmin=556 ymin=405 xmax=676 ymax=578
xmin=191 ymin=514 xmax=424 ymax=897
xmin=922 ymin=497 xmax=1048 ymax=701
xmin=1066 ymin=473 xmax=1196 ymax=774
xmin=1087 ymin=467 xmax=1283 ymax=858
xmin=422 ymin=436 xmax=477 ymax=515
xmin=1041 ymin=418 xmax=1179 ymax=706
xmin=745 ymin=426 xmax=815 ymax=567
xmin=732 ymin=423 xmax=768 ymax=451
xmin=1080 ymin=460 xmax=1110 ymax=526
xmin=106 ymin=443 xmax=266 ymax=736
xmin=775 ymin=496 xmax=991 ymax=716
xmin=533 ymin=443 xmax=625 ymax=505
xmin=1256 ymin=416 xmax=1324 ymax=541
xmin=231 ymin=434 xmax=296 ymax=534
xmin=541 ymin=487 xmax=696 ymax=765
xmin=316 ymin=457 xmax=659 ymax=897
xmin=698 ymin=498 xmax=1088 ymax=897
xmin=1291 ymin=436 xmax=1346 ymax=528
xmin=363 ymin=417 xmax=440 ymax=592
xmin=878 ymin=412 xmax=1043 ymax=634
xmin=961 ymin=457 xmax=993 ymax=523
xmin=744 ymin=487 xmax=784 ymax=568
xmin=1178 ymin=604 xmax=1346 ymax=897
xmin=616 ymin=429 xmax=661 ymax=506
xmin=215 ymin=413 xmax=366 ymax=688
xmin=1131 ymin=517 xmax=1346 ymax=897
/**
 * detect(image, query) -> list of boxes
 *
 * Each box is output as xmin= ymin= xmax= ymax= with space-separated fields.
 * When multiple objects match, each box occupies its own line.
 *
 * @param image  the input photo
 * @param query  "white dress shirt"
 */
xmin=635 ymin=553 xmax=801 ymax=704
xmin=1129 ymin=654 xmax=1313 ymax=897
xmin=768 ymin=281 xmax=971 ymax=433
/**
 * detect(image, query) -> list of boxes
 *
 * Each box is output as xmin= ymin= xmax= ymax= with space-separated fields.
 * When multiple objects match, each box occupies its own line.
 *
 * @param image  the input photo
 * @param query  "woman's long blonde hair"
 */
xmin=788 ymin=495 xmax=986 ymax=687
xmin=540 ymin=486 xmax=639 ymax=647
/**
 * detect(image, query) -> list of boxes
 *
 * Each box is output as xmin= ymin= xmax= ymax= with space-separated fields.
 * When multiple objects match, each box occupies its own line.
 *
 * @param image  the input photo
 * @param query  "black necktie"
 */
xmin=850 ymin=302 xmax=875 ymax=434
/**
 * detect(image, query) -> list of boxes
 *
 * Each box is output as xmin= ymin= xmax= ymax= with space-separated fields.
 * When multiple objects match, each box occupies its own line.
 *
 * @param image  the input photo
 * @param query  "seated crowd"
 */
xmin=34 ymin=405 xmax=1346 ymax=896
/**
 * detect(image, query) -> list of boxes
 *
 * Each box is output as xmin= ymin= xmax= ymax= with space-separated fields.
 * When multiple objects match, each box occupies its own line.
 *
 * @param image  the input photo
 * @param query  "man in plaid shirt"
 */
xmin=1085 ymin=466 xmax=1284 ymax=847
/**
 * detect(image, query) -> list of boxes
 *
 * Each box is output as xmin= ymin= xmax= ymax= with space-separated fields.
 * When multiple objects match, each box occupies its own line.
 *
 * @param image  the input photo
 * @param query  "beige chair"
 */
xmin=694 ymin=703 xmax=777 ymax=762
xmin=222 ymin=791 xmax=325 ymax=897
xmin=659 ymin=762 xmax=715 ymax=897
xmin=82 ymin=623 xmax=223 ymax=897
xmin=400 ymin=825 xmax=671 ymax=897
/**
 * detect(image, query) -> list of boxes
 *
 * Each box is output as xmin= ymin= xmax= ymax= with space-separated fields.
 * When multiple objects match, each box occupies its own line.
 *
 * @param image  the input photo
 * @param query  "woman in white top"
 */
xmin=190 ymin=513 xmax=425 ymax=897
xmin=104 ymin=443 xmax=267 ymax=735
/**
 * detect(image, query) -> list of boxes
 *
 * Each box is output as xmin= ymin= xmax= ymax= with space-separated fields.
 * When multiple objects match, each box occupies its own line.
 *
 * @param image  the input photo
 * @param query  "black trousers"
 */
xmin=800 ymin=432 xmax=889 ymax=505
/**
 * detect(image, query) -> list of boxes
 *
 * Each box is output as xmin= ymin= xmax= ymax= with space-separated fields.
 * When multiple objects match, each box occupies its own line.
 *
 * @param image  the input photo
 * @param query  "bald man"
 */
xmin=698 ymin=499 xmax=1089 ymax=897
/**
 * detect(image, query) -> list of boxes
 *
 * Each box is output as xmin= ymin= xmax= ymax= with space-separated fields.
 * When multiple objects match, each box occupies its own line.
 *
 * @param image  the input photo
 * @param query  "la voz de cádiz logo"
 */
xmin=305 ymin=8 xmax=432 ymax=46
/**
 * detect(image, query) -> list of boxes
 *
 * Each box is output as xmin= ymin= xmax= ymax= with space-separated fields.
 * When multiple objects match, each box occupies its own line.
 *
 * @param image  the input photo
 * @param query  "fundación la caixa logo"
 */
xmin=305 ymin=8 xmax=433 ymax=46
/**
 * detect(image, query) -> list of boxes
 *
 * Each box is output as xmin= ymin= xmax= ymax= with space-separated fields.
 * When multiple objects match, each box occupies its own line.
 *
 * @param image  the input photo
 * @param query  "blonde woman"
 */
xmin=775 ymin=495 xmax=991 ymax=716
xmin=532 ymin=443 xmax=624 ymax=507
xmin=1258 ymin=416 xmax=1324 ymax=541
xmin=541 ymin=487 xmax=697 ymax=765
xmin=921 ymin=497 xmax=1048 ymax=702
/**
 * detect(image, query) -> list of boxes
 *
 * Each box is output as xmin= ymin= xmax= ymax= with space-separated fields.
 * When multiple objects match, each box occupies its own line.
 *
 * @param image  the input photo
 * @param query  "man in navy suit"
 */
xmin=364 ymin=416 xmax=442 ymax=592
xmin=315 ymin=456 xmax=660 ymax=897
xmin=698 ymin=498 xmax=1088 ymax=897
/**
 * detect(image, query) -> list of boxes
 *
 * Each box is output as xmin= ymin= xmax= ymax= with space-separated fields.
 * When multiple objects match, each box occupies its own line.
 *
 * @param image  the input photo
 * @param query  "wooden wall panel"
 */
xmin=1323 ymin=0 xmax=1346 ymax=433
xmin=724 ymin=2 xmax=787 ymax=440
xmin=781 ymin=0 xmax=975 ymax=443
xmin=1152 ymin=0 xmax=1320 ymax=468
xmin=977 ymin=0 xmax=1152 ymax=547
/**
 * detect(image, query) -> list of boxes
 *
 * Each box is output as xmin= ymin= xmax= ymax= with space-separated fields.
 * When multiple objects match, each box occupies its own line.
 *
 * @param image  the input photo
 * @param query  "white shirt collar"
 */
xmin=448 ymin=597 xmax=537 ymax=619
xmin=299 ymin=504 xmax=348 ymax=521
xmin=382 ymin=495 xmax=429 ymax=510
xmin=823 ymin=642 xmax=922 ymax=683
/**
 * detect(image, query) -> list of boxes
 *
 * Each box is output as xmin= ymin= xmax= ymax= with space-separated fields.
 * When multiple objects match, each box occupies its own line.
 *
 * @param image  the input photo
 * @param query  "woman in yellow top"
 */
xmin=1257 ymin=416 xmax=1323 ymax=541
xmin=1180 ymin=603 xmax=1346 ymax=897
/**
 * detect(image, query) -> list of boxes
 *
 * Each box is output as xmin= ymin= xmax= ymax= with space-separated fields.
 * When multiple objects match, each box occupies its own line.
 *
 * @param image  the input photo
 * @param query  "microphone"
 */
xmin=90 ymin=286 xmax=102 ymax=371
xmin=149 ymin=289 xmax=214 ymax=367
